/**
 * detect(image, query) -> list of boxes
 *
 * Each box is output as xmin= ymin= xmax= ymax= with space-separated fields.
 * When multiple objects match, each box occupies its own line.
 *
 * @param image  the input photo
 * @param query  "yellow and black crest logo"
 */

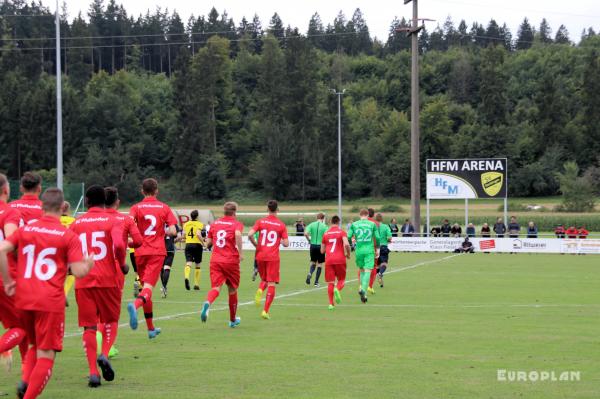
xmin=481 ymin=172 xmax=503 ymax=196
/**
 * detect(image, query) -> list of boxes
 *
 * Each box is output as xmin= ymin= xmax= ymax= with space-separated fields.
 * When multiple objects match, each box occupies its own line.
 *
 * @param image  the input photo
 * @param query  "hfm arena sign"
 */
xmin=426 ymin=158 xmax=507 ymax=199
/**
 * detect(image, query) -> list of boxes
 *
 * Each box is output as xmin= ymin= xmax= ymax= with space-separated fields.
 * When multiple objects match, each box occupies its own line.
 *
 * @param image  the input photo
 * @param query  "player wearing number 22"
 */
xmin=200 ymin=202 xmax=244 ymax=328
xmin=248 ymin=200 xmax=289 ymax=320
xmin=70 ymin=185 xmax=127 ymax=388
xmin=321 ymin=215 xmax=351 ymax=310
xmin=127 ymin=179 xmax=178 ymax=338
xmin=347 ymin=209 xmax=380 ymax=304
xmin=0 ymin=188 xmax=94 ymax=399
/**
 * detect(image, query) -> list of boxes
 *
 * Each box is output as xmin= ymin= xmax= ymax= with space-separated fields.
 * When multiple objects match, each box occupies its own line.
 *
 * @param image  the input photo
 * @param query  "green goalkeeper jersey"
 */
xmin=348 ymin=219 xmax=380 ymax=254
xmin=306 ymin=220 xmax=327 ymax=245
xmin=377 ymin=223 xmax=392 ymax=246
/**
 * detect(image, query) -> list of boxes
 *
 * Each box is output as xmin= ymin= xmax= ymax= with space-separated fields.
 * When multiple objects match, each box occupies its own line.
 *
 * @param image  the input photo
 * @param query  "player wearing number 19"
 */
xmin=321 ymin=215 xmax=351 ymax=310
xmin=127 ymin=179 xmax=178 ymax=339
xmin=0 ymin=188 xmax=94 ymax=399
xmin=347 ymin=209 xmax=380 ymax=303
xmin=70 ymin=186 xmax=127 ymax=388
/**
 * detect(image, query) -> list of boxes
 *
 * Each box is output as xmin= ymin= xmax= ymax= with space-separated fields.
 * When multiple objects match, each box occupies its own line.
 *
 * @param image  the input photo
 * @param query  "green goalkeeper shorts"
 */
xmin=355 ymin=251 xmax=375 ymax=270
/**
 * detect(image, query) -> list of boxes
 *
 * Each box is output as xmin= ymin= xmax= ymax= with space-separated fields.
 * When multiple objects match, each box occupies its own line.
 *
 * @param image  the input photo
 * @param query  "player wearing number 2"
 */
xmin=321 ymin=215 xmax=351 ymax=310
xmin=347 ymin=209 xmax=380 ymax=304
xmin=200 ymin=202 xmax=243 ymax=327
xmin=127 ymin=179 xmax=178 ymax=338
xmin=248 ymin=200 xmax=289 ymax=320
xmin=0 ymin=188 xmax=93 ymax=399
xmin=70 ymin=186 xmax=127 ymax=388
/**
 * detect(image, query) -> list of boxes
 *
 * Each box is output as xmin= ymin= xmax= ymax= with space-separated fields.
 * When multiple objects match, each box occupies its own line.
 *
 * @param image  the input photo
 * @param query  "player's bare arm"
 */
xmin=205 ymin=236 xmax=213 ymax=249
xmin=343 ymin=236 xmax=351 ymax=259
xmin=69 ymin=256 xmax=95 ymax=278
xmin=235 ymin=230 xmax=244 ymax=262
xmin=281 ymin=237 xmax=289 ymax=247
xmin=304 ymin=231 xmax=311 ymax=244
xmin=167 ymin=224 xmax=177 ymax=237
xmin=0 ymin=240 xmax=16 ymax=295
xmin=320 ymin=243 xmax=326 ymax=254
xmin=248 ymin=228 xmax=258 ymax=247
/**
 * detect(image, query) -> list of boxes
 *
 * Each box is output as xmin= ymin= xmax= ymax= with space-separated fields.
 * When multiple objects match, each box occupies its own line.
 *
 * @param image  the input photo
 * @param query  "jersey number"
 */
xmin=22 ymin=245 xmax=57 ymax=281
xmin=215 ymin=230 xmax=227 ymax=248
xmin=260 ymin=230 xmax=278 ymax=247
xmin=79 ymin=232 xmax=108 ymax=261
xmin=144 ymin=215 xmax=157 ymax=236
xmin=188 ymin=228 xmax=195 ymax=239
xmin=355 ymin=228 xmax=372 ymax=242
xmin=328 ymin=238 xmax=337 ymax=253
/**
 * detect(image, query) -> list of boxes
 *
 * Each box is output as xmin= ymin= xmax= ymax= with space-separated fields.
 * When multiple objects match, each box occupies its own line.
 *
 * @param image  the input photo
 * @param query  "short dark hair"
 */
xmin=224 ymin=202 xmax=237 ymax=216
xmin=86 ymin=185 xmax=106 ymax=208
xmin=316 ymin=212 xmax=325 ymax=220
xmin=368 ymin=208 xmax=375 ymax=218
xmin=267 ymin=200 xmax=278 ymax=212
xmin=359 ymin=208 xmax=368 ymax=216
xmin=41 ymin=188 xmax=64 ymax=213
xmin=104 ymin=187 xmax=119 ymax=207
xmin=331 ymin=215 xmax=340 ymax=224
xmin=21 ymin=172 xmax=42 ymax=191
xmin=376 ymin=213 xmax=383 ymax=222
xmin=191 ymin=210 xmax=199 ymax=220
xmin=142 ymin=178 xmax=158 ymax=195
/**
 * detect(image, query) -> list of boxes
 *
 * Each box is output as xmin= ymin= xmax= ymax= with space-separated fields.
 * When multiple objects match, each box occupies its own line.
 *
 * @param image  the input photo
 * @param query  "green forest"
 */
xmin=1 ymin=0 xmax=600 ymax=202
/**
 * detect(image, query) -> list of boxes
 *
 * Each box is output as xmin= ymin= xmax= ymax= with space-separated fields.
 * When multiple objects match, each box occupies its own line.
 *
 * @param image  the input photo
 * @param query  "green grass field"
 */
xmin=1 ymin=251 xmax=599 ymax=398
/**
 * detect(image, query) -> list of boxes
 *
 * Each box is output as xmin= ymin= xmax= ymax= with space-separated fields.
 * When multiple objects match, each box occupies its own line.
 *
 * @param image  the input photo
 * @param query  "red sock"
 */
xmin=259 ymin=281 xmax=267 ymax=291
xmin=101 ymin=322 xmax=118 ymax=357
xmin=0 ymin=327 xmax=26 ymax=353
xmin=143 ymin=300 xmax=155 ymax=331
xmin=97 ymin=323 xmax=104 ymax=334
xmin=206 ymin=288 xmax=220 ymax=304
xmin=228 ymin=292 xmax=238 ymax=322
xmin=82 ymin=329 xmax=99 ymax=376
xmin=18 ymin=339 xmax=29 ymax=374
xmin=327 ymin=283 xmax=334 ymax=305
xmin=134 ymin=287 xmax=152 ymax=309
xmin=21 ymin=347 xmax=37 ymax=384
xmin=357 ymin=270 xmax=361 ymax=281
xmin=337 ymin=280 xmax=345 ymax=291
xmin=264 ymin=286 xmax=276 ymax=313
xmin=23 ymin=357 xmax=54 ymax=399
xmin=369 ymin=268 xmax=377 ymax=289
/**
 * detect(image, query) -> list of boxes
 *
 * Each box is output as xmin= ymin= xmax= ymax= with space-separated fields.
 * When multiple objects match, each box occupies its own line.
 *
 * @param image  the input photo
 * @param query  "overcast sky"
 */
xmin=59 ymin=0 xmax=599 ymax=42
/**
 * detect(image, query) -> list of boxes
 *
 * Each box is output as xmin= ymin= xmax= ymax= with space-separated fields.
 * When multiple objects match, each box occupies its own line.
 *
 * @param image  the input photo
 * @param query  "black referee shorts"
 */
xmin=309 ymin=244 xmax=325 ymax=264
xmin=185 ymin=243 xmax=203 ymax=264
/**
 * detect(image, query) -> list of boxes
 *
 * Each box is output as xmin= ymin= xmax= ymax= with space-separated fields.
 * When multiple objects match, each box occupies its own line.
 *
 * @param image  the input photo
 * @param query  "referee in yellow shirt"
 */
xmin=183 ymin=210 xmax=206 ymax=291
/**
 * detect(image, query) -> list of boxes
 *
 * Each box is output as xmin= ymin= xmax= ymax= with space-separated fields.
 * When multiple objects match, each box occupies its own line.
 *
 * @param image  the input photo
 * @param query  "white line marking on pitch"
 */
xmin=64 ymin=254 xmax=458 ymax=338
xmin=271 ymin=303 xmax=600 ymax=309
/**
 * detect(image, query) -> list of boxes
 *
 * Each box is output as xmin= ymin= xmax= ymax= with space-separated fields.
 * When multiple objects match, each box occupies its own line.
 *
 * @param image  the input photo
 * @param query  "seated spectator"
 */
xmin=493 ymin=217 xmax=506 ymax=237
xmin=400 ymin=219 xmax=415 ymax=237
xmin=578 ymin=226 xmax=589 ymax=239
xmin=430 ymin=226 xmax=441 ymax=237
xmin=481 ymin=223 xmax=491 ymax=238
xmin=454 ymin=237 xmax=474 ymax=253
xmin=466 ymin=223 xmax=476 ymax=237
xmin=565 ymin=225 xmax=578 ymax=239
xmin=295 ymin=218 xmax=306 ymax=236
xmin=526 ymin=221 xmax=538 ymax=238
xmin=508 ymin=216 xmax=520 ymax=238
xmin=554 ymin=224 xmax=565 ymax=238
xmin=440 ymin=219 xmax=451 ymax=237
xmin=450 ymin=223 xmax=462 ymax=237
xmin=389 ymin=218 xmax=399 ymax=237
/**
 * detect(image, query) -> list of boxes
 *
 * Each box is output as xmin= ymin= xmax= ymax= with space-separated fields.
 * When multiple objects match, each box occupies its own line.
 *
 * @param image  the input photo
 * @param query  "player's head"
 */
xmin=142 ymin=178 xmax=158 ymax=197
xmin=375 ymin=213 xmax=383 ymax=223
xmin=267 ymin=200 xmax=278 ymax=214
xmin=331 ymin=215 xmax=341 ymax=225
xmin=104 ymin=186 xmax=120 ymax=209
xmin=224 ymin=201 xmax=237 ymax=217
xmin=191 ymin=210 xmax=199 ymax=221
xmin=316 ymin=212 xmax=325 ymax=221
xmin=359 ymin=208 xmax=368 ymax=218
xmin=0 ymin=173 xmax=9 ymax=200
xmin=41 ymin=188 xmax=64 ymax=215
xmin=20 ymin=172 xmax=42 ymax=195
xmin=368 ymin=208 xmax=375 ymax=218
xmin=61 ymin=201 xmax=71 ymax=216
xmin=85 ymin=185 xmax=106 ymax=209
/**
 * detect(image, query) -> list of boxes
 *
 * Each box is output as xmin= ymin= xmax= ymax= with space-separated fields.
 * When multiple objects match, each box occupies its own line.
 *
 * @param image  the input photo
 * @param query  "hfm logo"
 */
xmin=434 ymin=178 xmax=458 ymax=195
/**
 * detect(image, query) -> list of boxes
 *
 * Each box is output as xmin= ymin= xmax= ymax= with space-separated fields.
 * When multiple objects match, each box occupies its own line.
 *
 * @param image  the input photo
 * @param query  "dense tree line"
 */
xmin=1 ymin=0 xmax=600 ymax=202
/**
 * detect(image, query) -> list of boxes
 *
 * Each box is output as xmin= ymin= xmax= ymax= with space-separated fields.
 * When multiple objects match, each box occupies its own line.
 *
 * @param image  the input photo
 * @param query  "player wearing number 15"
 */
xmin=321 ymin=215 xmax=351 ymax=310
xmin=70 ymin=186 xmax=127 ymax=388
xmin=347 ymin=209 xmax=380 ymax=304
xmin=248 ymin=200 xmax=289 ymax=320
xmin=127 ymin=179 xmax=178 ymax=338
xmin=0 ymin=188 xmax=93 ymax=399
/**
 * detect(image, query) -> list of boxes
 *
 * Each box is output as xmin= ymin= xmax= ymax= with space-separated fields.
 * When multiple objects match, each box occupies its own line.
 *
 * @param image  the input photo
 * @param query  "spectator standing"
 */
xmin=450 ymin=223 xmax=462 ymax=237
xmin=400 ymin=219 xmax=415 ymax=237
xmin=578 ymin=226 xmax=589 ymax=239
xmin=565 ymin=225 xmax=578 ymax=239
xmin=526 ymin=221 xmax=538 ymax=238
xmin=389 ymin=218 xmax=399 ymax=237
xmin=508 ymin=216 xmax=520 ymax=238
xmin=481 ymin=223 xmax=491 ymax=238
xmin=493 ymin=217 xmax=506 ymax=237
xmin=440 ymin=219 xmax=451 ymax=237
xmin=466 ymin=223 xmax=476 ymax=237
xmin=554 ymin=224 xmax=565 ymax=238
xmin=295 ymin=218 xmax=306 ymax=237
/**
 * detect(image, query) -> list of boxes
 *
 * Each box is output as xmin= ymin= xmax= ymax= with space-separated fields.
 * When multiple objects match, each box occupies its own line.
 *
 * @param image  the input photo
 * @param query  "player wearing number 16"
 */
xmin=347 ymin=209 xmax=380 ymax=304
xmin=0 ymin=188 xmax=94 ymax=399
xmin=127 ymin=179 xmax=178 ymax=339
xmin=70 ymin=186 xmax=127 ymax=388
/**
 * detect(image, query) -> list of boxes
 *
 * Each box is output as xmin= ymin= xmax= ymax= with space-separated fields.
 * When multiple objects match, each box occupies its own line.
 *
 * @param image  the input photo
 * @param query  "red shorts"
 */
xmin=210 ymin=262 xmax=240 ymax=289
xmin=325 ymin=263 xmax=347 ymax=282
xmin=75 ymin=287 xmax=121 ymax=326
xmin=257 ymin=260 xmax=280 ymax=283
xmin=135 ymin=255 xmax=165 ymax=286
xmin=0 ymin=289 xmax=21 ymax=329
xmin=20 ymin=310 xmax=64 ymax=352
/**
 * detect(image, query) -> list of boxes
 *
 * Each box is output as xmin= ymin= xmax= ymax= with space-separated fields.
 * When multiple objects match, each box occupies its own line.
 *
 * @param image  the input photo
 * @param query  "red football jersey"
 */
xmin=70 ymin=208 xmax=125 ymax=289
xmin=0 ymin=201 xmax=21 ymax=281
xmin=7 ymin=215 xmax=84 ymax=312
xmin=208 ymin=216 xmax=243 ymax=264
xmin=322 ymin=226 xmax=348 ymax=265
xmin=252 ymin=215 xmax=288 ymax=262
xmin=129 ymin=196 xmax=177 ymax=256
xmin=106 ymin=208 xmax=143 ymax=249
xmin=9 ymin=194 xmax=43 ymax=225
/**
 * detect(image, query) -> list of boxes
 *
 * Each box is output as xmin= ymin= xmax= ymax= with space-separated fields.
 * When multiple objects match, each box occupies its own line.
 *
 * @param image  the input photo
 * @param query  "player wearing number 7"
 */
xmin=70 ymin=186 xmax=127 ymax=388
xmin=321 ymin=215 xmax=351 ymax=310
xmin=127 ymin=179 xmax=178 ymax=338
xmin=347 ymin=209 xmax=380 ymax=303
xmin=0 ymin=188 xmax=94 ymax=399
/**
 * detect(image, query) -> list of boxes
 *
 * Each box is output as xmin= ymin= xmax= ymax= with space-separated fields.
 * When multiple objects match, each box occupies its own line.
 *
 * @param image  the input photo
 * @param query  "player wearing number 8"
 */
xmin=321 ymin=215 xmax=351 ymax=310
xmin=248 ymin=200 xmax=289 ymax=320
xmin=0 ymin=188 xmax=94 ymax=399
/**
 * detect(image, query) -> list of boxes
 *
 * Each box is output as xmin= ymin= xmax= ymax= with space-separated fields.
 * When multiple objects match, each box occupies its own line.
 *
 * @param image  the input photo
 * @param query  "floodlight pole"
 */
xmin=55 ymin=0 xmax=63 ymax=190
xmin=332 ymin=89 xmax=346 ymax=224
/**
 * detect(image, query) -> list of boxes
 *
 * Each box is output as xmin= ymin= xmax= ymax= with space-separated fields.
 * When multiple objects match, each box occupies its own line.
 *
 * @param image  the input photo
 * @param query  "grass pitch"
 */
xmin=1 ymin=251 xmax=599 ymax=398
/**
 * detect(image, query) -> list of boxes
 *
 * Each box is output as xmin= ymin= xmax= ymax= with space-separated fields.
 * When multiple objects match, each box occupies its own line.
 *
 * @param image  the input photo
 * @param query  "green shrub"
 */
xmin=379 ymin=204 xmax=404 ymax=212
